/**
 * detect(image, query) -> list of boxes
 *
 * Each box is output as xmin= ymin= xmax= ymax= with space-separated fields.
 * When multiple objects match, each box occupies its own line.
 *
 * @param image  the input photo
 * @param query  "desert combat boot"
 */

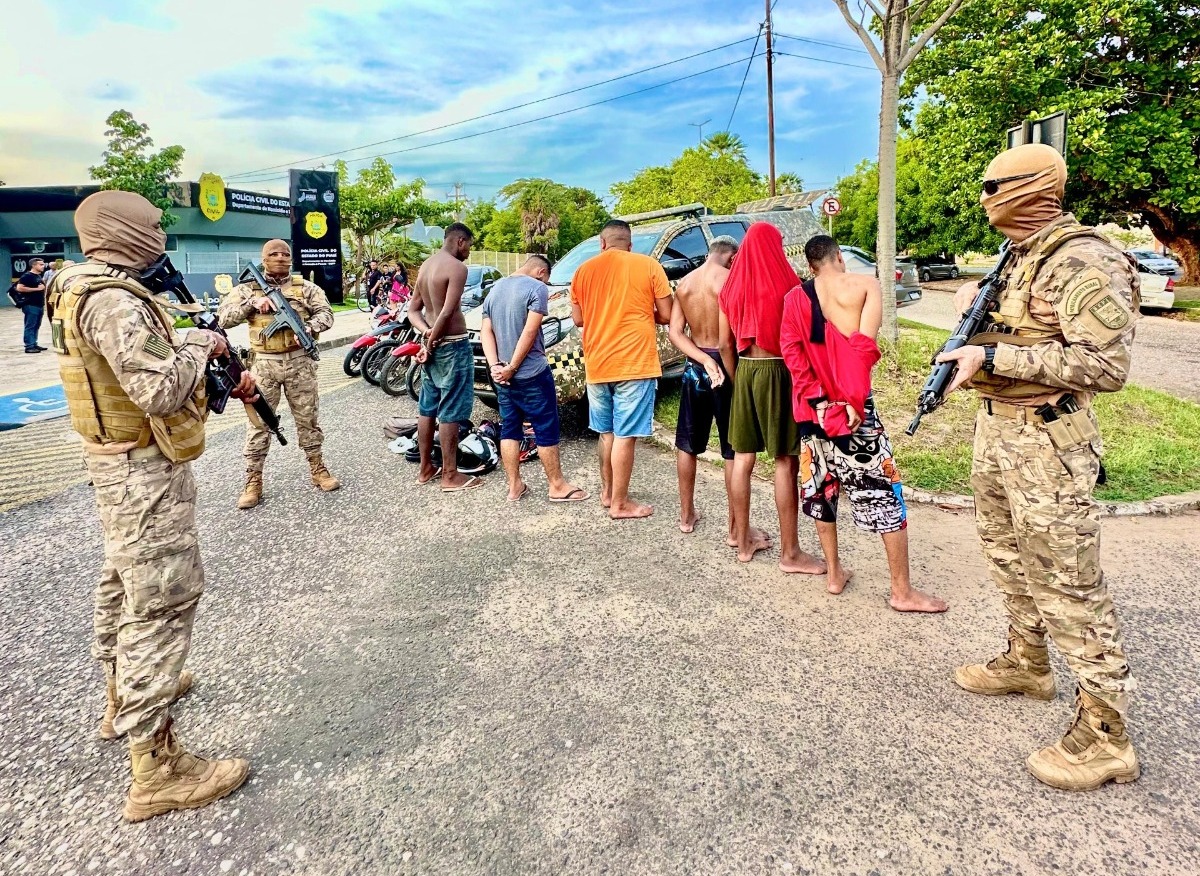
xmin=123 ymin=719 xmax=249 ymax=823
xmin=1027 ymin=688 xmax=1140 ymax=790
xmin=954 ymin=627 xmax=1056 ymax=700
xmin=307 ymin=453 xmax=341 ymax=491
xmin=237 ymin=471 xmax=263 ymax=510
xmin=100 ymin=662 xmax=195 ymax=740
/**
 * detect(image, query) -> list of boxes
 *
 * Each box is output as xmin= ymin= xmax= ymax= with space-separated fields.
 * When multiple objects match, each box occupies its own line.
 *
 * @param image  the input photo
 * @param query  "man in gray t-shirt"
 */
xmin=481 ymin=255 xmax=588 ymax=505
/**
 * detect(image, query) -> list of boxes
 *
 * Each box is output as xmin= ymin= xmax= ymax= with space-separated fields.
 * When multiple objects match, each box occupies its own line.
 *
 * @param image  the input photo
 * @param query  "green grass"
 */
xmin=655 ymin=319 xmax=1200 ymax=502
xmin=332 ymin=301 xmax=361 ymax=313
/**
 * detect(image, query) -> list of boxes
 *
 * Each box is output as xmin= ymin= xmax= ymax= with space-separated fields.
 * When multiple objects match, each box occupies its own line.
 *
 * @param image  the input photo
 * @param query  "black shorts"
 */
xmin=674 ymin=349 xmax=734 ymax=461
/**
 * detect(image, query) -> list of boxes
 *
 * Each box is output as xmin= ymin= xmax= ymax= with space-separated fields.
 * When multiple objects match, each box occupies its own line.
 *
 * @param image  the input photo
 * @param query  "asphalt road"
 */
xmin=905 ymin=285 xmax=1200 ymax=403
xmin=2 ymin=376 xmax=1199 ymax=876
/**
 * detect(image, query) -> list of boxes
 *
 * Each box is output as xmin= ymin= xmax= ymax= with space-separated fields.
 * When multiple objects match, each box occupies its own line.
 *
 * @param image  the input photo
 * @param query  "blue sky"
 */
xmin=3 ymin=0 xmax=884 ymax=207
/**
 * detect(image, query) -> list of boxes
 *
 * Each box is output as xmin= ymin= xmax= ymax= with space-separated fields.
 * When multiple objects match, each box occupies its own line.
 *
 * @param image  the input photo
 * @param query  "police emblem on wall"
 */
xmin=198 ymin=173 xmax=227 ymax=222
xmin=289 ymin=169 xmax=343 ymax=304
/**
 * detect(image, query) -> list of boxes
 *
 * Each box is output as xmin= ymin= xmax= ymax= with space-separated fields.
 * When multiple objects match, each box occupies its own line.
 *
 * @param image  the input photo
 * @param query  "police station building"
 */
xmin=0 ymin=181 xmax=290 ymax=303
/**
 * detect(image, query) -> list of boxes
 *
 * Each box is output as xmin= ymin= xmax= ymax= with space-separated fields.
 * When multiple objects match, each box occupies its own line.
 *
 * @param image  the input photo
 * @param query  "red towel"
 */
xmin=718 ymin=222 xmax=798 ymax=357
xmin=780 ymin=280 xmax=880 ymax=437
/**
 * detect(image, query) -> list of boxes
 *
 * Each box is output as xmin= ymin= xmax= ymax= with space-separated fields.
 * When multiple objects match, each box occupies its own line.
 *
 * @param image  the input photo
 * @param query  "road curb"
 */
xmin=648 ymin=422 xmax=1200 ymax=518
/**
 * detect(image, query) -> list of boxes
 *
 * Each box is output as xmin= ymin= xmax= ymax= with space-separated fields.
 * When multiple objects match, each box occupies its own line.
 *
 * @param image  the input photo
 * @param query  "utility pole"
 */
xmin=765 ymin=0 xmax=777 ymax=197
xmin=688 ymin=118 xmax=711 ymax=144
xmin=446 ymin=182 xmax=466 ymax=220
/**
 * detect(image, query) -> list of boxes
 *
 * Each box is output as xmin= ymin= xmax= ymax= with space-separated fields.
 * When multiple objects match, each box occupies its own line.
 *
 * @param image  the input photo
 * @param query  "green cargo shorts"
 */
xmin=729 ymin=357 xmax=801 ymax=457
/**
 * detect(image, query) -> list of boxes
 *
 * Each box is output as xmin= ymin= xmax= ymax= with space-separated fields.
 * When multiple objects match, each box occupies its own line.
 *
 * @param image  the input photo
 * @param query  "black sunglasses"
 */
xmin=982 ymin=172 xmax=1040 ymax=196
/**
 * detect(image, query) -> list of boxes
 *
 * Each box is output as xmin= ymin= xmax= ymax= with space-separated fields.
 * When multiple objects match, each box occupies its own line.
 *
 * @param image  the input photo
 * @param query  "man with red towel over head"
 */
xmin=780 ymin=234 xmax=947 ymax=613
xmin=718 ymin=222 xmax=826 ymax=574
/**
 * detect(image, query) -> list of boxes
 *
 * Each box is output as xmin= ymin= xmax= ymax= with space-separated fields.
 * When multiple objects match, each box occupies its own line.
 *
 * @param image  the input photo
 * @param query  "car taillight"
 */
xmin=895 ymin=269 xmax=903 ymax=281
xmin=1166 ymin=278 xmax=1175 ymax=290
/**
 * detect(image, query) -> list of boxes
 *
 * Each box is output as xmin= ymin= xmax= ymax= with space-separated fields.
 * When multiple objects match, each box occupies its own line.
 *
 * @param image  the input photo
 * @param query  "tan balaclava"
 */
xmin=74 ymin=191 xmax=167 ymax=271
xmin=979 ymin=143 xmax=1068 ymax=243
xmin=261 ymin=239 xmax=292 ymax=280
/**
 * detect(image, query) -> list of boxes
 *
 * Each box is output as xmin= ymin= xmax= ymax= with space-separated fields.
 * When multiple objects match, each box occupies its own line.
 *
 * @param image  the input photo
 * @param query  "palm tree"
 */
xmin=703 ymin=131 xmax=747 ymax=160
xmin=499 ymin=178 xmax=564 ymax=255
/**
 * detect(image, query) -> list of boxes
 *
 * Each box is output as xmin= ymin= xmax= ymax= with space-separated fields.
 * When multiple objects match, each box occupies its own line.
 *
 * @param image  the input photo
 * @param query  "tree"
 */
xmin=336 ymin=158 xmax=450 ymax=264
xmin=777 ymin=172 xmax=805 ymax=195
xmin=832 ymin=0 xmax=968 ymax=340
xmin=468 ymin=180 xmax=609 ymax=259
xmin=611 ymin=140 xmax=769 ymax=215
xmin=88 ymin=110 xmax=185 ymax=230
xmin=905 ymin=0 xmax=1200 ymax=281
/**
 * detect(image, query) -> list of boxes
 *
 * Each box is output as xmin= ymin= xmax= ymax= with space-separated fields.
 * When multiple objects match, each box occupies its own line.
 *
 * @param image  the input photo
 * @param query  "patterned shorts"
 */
xmin=799 ymin=404 xmax=907 ymax=534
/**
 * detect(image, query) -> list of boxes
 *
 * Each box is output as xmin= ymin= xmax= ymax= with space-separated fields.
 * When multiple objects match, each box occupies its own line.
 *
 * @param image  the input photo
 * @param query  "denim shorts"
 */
xmin=418 ymin=338 xmax=474 ymax=423
xmin=586 ymin=378 xmax=656 ymax=438
xmin=498 ymin=366 xmax=560 ymax=446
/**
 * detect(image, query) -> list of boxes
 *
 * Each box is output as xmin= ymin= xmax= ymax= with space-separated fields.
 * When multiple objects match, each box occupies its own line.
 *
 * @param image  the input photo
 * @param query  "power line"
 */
xmin=773 ymin=32 xmax=869 ymax=54
xmin=234 ymin=53 xmax=765 ymax=184
xmin=775 ymin=50 xmax=877 ymax=71
xmin=224 ymin=35 xmax=760 ymax=180
xmin=727 ymin=23 xmax=765 ymax=130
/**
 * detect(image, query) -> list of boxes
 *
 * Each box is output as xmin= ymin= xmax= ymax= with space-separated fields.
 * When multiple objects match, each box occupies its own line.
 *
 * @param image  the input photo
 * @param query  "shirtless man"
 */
xmin=668 ymin=237 xmax=771 ymax=552
xmin=408 ymin=223 xmax=483 ymax=492
xmin=780 ymin=235 xmax=946 ymax=613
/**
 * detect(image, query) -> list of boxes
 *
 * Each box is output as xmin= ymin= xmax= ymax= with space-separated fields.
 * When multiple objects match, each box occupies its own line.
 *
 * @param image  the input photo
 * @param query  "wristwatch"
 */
xmin=982 ymin=347 xmax=996 ymax=373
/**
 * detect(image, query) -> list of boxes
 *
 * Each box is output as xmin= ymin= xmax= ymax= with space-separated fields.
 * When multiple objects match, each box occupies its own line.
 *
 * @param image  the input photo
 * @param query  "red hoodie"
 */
xmin=718 ymin=222 xmax=798 ymax=356
xmin=780 ymin=279 xmax=880 ymax=437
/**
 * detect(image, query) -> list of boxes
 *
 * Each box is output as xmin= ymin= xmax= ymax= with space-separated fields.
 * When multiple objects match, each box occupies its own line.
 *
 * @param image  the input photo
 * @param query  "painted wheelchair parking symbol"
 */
xmin=0 ymin=385 xmax=68 ymax=430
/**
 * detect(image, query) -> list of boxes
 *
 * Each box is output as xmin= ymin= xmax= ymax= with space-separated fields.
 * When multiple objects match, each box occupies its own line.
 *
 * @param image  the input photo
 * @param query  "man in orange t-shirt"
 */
xmin=570 ymin=220 xmax=673 ymax=519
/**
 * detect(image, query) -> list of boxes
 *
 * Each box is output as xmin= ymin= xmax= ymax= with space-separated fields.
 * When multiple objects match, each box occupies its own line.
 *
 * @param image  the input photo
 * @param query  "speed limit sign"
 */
xmin=822 ymin=197 xmax=842 ymax=216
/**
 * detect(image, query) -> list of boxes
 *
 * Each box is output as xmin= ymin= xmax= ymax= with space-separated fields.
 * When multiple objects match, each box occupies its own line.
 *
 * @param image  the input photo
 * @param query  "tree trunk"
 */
xmin=1141 ymin=203 xmax=1199 ymax=285
xmin=877 ymin=73 xmax=900 ymax=342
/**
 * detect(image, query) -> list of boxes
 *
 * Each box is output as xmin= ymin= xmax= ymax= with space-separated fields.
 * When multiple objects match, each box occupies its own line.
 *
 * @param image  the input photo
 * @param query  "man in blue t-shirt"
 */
xmin=481 ymin=255 xmax=588 ymax=504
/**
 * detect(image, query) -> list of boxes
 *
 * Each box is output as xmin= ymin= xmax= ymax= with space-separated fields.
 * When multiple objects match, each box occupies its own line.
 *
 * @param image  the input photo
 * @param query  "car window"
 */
xmin=466 ymin=266 xmax=483 ymax=286
xmin=843 ymin=253 xmax=873 ymax=273
xmin=707 ymin=221 xmax=748 ymax=243
xmin=661 ymin=226 xmax=708 ymax=264
xmin=548 ymin=233 xmax=659 ymax=286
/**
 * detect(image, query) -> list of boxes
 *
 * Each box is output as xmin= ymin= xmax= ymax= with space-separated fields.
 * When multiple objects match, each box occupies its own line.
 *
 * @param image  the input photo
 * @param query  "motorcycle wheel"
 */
xmin=405 ymin=361 xmax=425 ymax=401
xmin=361 ymin=342 xmax=397 ymax=386
xmin=343 ymin=345 xmax=368 ymax=377
xmin=380 ymin=353 xmax=412 ymax=397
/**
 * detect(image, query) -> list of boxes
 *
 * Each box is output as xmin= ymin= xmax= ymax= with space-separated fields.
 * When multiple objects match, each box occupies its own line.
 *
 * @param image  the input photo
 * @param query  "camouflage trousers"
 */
xmin=245 ymin=351 xmax=323 ymax=471
xmin=971 ymin=406 xmax=1134 ymax=714
xmin=87 ymin=450 xmax=203 ymax=744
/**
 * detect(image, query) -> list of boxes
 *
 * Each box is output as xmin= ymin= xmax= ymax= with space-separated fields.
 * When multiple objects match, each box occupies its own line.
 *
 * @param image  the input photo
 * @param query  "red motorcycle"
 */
xmin=342 ymin=309 xmax=412 ymax=378
xmin=378 ymin=339 xmax=424 ymax=397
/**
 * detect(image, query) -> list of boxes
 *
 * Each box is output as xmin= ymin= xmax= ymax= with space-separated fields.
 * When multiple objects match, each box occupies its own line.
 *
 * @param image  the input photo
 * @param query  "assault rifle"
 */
xmin=905 ymin=244 xmax=1014 ymax=436
xmin=237 ymin=261 xmax=320 ymax=360
xmin=139 ymin=255 xmax=288 ymax=446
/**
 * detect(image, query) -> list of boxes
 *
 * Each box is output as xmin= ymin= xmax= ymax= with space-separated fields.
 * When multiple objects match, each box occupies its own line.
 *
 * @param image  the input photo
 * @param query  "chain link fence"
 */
xmin=181 ymin=252 xmax=264 ymax=274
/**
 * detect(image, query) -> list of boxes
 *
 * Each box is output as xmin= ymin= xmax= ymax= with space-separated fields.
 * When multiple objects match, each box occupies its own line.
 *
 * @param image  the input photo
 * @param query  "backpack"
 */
xmin=6 ymin=283 xmax=25 ymax=308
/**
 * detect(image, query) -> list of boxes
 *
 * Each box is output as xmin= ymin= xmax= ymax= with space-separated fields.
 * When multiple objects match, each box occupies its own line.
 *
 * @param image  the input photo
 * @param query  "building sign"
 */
xmin=198 ymin=173 xmax=227 ymax=222
xmin=289 ymin=169 xmax=342 ymax=304
xmin=188 ymin=183 xmax=290 ymax=218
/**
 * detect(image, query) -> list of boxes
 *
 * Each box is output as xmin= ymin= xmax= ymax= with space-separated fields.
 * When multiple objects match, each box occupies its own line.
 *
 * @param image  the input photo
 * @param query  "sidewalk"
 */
xmin=0 ymin=304 xmax=372 ymax=427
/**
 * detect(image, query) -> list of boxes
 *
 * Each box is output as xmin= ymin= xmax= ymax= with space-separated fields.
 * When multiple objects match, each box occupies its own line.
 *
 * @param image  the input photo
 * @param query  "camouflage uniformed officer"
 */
xmin=937 ymin=144 xmax=1141 ymax=791
xmin=47 ymin=191 xmax=251 ymax=821
xmin=218 ymin=239 xmax=339 ymax=508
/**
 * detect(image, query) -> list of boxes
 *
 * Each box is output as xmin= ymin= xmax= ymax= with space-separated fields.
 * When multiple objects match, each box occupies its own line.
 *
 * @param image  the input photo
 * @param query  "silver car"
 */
xmin=840 ymin=246 xmax=923 ymax=306
xmin=1127 ymin=249 xmax=1181 ymax=278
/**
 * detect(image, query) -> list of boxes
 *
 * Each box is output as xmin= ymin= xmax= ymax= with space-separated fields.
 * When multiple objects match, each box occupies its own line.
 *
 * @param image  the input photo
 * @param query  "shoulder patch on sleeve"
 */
xmin=1089 ymin=295 xmax=1130 ymax=331
xmin=140 ymin=331 xmax=173 ymax=361
xmin=1064 ymin=276 xmax=1105 ymax=316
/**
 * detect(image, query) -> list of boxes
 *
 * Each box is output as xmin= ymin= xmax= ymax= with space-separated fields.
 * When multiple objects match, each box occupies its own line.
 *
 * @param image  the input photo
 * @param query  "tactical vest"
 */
xmin=46 ymin=263 xmax=208 ymax=463
xmin=967 ymin=221 xmax=1135 ymax=400
xmin=248 ymin=275 xmax=314 ymax=353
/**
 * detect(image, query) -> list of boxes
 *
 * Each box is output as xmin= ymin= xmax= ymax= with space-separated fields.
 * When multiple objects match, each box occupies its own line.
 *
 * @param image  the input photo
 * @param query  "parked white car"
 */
xmin=1138 ymin=269 xmax=1175 ymax=311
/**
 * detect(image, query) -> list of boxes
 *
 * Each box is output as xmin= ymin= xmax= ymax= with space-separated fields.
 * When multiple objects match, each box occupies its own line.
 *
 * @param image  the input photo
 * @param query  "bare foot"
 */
xmin=889 ymin=588 xmax=949 ymax=614
xmin=507 ymin=482 xmax=529 ymax=502
xmin=679 ymin=510 xmax=701 ymax=533
xmin=779 ymin=550 xmax=828 ymax=575
xmin=610 ymin=500 xmax=654 ymax=520
xmin=440 ymin=470 xmax=475 ymax=490
xmin=728 ymin=526 xmax=772 ymax=549
xmin=601 ymin=487 xmax=612 ymax=509
xmin=415 ymin=465 xmax=442 ymax=486
xmin=735 ymin=535 xmax=772 ymax=563
xmin=827 ymin=565 xmax=854 ymax=594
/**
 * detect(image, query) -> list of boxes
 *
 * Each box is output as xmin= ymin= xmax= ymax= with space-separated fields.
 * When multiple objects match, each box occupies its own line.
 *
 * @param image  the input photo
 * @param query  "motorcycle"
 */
xmin=379 ymin=340 xmax=424 ymax=397
xmin=342 ymin=308 xmax=413 ymax=377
